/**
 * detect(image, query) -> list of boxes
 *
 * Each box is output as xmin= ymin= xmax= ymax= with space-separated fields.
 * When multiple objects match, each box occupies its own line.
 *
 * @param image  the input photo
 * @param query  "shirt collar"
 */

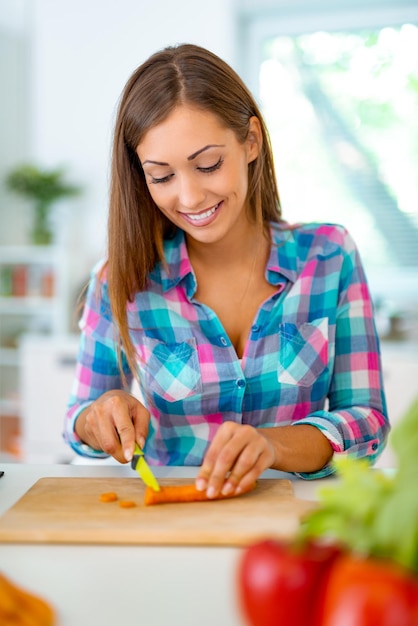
xmin=152 ymin=222 xmax=300 ymax=293
xmin=266 ymin=222 xmax=300 ymax=285
xmin=152 ymin=229 xmax=196 ymax=295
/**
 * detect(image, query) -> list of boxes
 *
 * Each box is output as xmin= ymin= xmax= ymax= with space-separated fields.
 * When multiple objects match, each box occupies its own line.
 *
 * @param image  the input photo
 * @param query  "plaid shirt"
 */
xmin=64 ymin=222 xmax=389 ymax=479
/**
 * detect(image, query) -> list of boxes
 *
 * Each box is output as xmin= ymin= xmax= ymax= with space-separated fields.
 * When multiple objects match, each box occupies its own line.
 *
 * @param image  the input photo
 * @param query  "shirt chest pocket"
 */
xmin=142 ymin=337 xmax=202 ymax=402
xmin=277 ymin=318 xmax=329 ymax=387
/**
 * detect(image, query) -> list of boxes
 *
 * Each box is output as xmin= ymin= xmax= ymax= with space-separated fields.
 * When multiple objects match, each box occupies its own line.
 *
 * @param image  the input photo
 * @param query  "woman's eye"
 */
xmin=148 ymin=157 xmax=223 ymax=184
xmin=198 ymin=157 xmax=223 ymax=174
xmin=150 ymin=173 xmax=174 ymax=184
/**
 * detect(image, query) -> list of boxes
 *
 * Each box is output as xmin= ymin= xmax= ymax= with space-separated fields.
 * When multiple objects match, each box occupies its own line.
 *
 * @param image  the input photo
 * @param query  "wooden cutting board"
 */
xmin=0 ymin=477 xmax=317 ymax=546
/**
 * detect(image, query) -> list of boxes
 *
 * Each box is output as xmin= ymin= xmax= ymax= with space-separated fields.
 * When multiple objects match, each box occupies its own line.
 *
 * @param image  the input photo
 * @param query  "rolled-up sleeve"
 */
xmin=294 ymin=229 xmax=389 ymax=479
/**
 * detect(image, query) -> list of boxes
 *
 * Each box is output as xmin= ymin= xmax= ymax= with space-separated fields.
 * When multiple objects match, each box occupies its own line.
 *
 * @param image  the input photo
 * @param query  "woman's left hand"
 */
xmin=195 ymin=422 xmax=276 ymax=498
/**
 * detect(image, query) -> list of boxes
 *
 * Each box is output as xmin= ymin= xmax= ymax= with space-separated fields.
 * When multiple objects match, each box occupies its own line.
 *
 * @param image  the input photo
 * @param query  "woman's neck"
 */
xmin=186 ymin=221 xmax=264 ymax=271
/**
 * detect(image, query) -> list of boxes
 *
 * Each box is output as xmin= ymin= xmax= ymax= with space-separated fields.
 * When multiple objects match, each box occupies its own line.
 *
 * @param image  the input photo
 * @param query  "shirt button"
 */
xmin=236 ymin=378 xmax=246 ymax=388
xmin=220 ymin=336 xmax=228 ymax=346
xmin=251 ymin=324 xmax=260 ymax=332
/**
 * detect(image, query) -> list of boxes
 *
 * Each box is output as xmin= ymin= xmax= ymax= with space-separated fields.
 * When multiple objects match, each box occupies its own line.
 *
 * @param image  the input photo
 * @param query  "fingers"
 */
xmin=83 ymin=393 xmax=131 ymax=463
xmin=132 ymin=401 xmax=151 ymax=451
xmin=196 ymin=423 xmax=275 ymax=499
xmin=82 ymin=390 xmax=150 ymax=464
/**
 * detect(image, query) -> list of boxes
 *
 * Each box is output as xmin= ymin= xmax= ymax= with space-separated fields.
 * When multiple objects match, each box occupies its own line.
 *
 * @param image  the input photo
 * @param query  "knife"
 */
xmin=131 ymin=443 xmax=160 ymax=492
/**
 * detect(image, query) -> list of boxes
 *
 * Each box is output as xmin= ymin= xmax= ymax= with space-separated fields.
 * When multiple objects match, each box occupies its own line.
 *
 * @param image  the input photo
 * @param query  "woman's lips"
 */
xmin=181 ymin=202 xmax=222 ymax=227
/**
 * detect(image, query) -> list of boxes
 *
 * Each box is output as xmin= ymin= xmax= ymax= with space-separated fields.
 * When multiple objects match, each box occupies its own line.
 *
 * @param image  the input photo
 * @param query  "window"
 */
xmin=239 ymin=2 xmax=418 ymax=312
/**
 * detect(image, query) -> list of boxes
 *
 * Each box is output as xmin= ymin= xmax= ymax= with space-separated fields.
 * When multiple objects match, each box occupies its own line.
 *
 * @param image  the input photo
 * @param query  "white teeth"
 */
xmin=187 ymin=204 xmax=218 ymax=221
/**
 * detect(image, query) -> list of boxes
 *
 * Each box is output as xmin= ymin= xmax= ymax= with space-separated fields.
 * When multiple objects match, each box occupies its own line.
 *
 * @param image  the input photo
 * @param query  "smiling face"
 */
xmin=136 ymin=105 xmax=261 ymax=246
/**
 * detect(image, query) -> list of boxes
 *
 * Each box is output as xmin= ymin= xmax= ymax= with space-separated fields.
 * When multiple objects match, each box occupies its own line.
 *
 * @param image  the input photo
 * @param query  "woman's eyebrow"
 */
xmin=188 ymin=144 xmax=225 ymax=161
xmin=142 ymin=159 xmax=169 ymax=166
xmin=142 ymin=144 xmax=225 ymax=167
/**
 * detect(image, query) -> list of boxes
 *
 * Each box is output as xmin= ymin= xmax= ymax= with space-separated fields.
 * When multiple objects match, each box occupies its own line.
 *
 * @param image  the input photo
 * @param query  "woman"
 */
xmin=64 ymin=43 xmax=389 ymax=498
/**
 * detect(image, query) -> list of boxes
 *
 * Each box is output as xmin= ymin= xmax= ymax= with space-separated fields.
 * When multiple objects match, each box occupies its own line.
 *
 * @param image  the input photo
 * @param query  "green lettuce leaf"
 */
xmin=300 ymin=396 xmax=418 ymax=573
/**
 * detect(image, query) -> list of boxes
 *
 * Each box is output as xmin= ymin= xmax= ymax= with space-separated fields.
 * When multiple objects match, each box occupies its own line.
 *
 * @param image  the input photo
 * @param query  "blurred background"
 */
xmin=1 ymin=0 xmax=417 ymax=466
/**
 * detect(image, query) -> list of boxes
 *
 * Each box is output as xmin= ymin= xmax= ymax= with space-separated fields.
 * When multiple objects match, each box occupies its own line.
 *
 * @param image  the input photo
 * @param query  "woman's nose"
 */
xmin=177 ymin=174 xmax=206 ymax=210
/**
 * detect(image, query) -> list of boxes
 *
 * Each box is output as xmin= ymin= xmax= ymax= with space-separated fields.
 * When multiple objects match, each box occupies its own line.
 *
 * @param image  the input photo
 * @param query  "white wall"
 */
xmin=1 ymin=0 xmax=237 ymax=307
xmin=0 ymin=0 xmax=31 ymax=243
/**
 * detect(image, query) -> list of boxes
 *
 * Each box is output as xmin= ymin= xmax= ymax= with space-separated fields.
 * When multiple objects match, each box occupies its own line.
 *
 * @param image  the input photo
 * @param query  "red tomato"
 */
xmin=237 ymin=539 xmax=342 ymax=626
xmin=318 ymin=554 xmax=418 ymax=626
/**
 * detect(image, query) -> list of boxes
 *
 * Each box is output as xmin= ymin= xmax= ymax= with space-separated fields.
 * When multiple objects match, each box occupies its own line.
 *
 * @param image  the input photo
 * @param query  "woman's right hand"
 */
xmin=74 ymin=390 xmax=150 ymax=464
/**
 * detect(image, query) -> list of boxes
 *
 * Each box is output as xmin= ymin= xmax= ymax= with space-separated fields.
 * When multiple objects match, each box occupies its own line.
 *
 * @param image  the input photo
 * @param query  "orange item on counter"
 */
xmin=99 ymin=492 xmax=118 ymax=502
xmin=0 ymin=572 xmax=55 ymax=625
xmin=118 ymin=500 xmax=137 ymax=508
xmin=144 ymin=482 xmax=256 ymax=505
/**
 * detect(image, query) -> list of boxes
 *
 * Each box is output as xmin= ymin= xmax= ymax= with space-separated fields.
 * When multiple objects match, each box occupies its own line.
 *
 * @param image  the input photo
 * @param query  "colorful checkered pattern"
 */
xmin=64 ymin=222 xmax=389 ymax=479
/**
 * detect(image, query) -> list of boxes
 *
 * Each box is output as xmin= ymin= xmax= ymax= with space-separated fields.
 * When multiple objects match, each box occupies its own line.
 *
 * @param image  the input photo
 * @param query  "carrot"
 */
xmin=144 ymin=482 xmax=257 ymax=506
xmin=0 ymin=572 xmax=55 ymax=625
xmin=118 ymin=500 xmax=136 ymax=508
xmin=99 ymin=492 xmax=118 ymax=502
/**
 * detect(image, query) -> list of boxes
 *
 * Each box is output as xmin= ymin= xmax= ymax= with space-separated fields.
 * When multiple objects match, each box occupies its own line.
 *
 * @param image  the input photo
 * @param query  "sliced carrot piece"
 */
xmin=144 ymin=482 xmax=256 ymax=506
xmin=99 ymin=491 xmax=118 ymax=502
xmin=118 ymin=500 xmax=136 ymax=508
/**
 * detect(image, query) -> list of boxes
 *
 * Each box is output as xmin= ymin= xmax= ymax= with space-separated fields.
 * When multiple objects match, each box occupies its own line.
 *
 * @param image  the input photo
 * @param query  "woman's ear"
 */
xmin=246 ymin=116 xmax=263 ymax=163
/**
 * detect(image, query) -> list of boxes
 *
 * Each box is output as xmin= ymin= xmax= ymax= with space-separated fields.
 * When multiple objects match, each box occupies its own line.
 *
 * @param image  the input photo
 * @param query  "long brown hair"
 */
xmin=107 ymin=43 xmax=281 ymax=376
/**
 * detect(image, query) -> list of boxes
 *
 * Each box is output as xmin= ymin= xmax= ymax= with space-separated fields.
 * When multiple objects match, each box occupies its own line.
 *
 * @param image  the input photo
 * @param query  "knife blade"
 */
xmin=131 ymin=443 xmax=160 ymax=492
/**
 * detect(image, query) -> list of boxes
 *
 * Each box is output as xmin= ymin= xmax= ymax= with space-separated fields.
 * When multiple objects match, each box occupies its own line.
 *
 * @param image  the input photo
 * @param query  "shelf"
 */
xmin=0 ymin=244 xmax=70 ymax=422
xmin=0 ymin=296 xmax=58 ymax=314
xmin=0 ymin=245 xmax=60 ymax=263
xmin=0 ymin=398 xmax=20 ymax=416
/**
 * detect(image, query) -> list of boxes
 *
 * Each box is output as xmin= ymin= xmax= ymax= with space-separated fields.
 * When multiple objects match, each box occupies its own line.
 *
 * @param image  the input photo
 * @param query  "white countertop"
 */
xmin=0 ymin=463 xmax=332 ymax=626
